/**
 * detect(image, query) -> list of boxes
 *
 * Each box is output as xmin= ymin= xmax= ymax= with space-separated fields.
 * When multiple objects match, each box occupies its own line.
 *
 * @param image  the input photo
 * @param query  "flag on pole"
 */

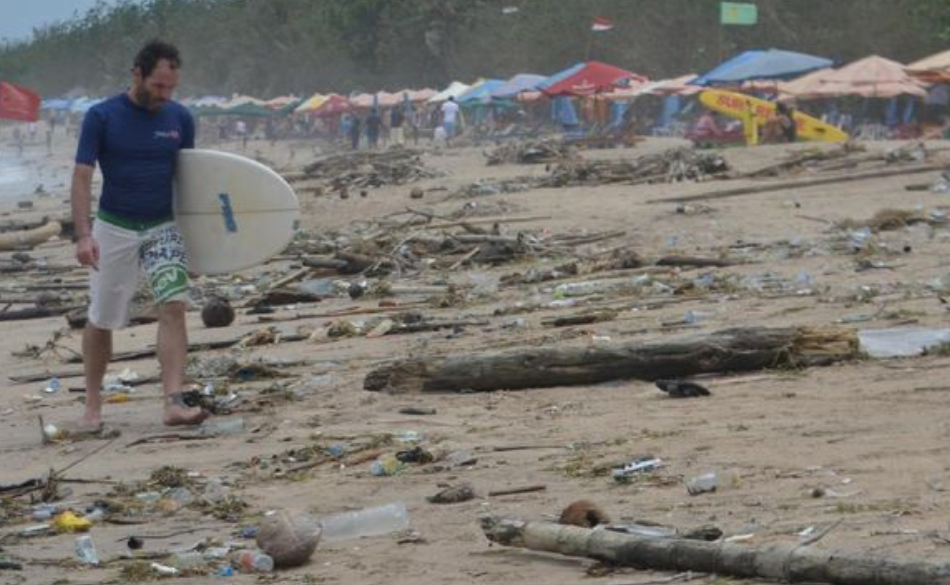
xmin=591 ymin=16 xmax=614 ymax=32
xmin=0 ymin=82 xmax=41 ymax=122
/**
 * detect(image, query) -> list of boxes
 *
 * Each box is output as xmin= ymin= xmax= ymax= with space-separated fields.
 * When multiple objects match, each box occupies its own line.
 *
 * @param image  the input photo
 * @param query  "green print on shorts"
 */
xmin=140 ymin=224 xmax=190 ymax=303
xmin=150 ymin=264 xmax=188 ymax=303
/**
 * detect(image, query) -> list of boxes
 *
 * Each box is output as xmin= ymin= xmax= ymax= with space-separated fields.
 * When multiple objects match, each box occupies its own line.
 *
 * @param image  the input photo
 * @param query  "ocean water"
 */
xmin=0 ymin=154 xmax=35 ymax=200
xmin=0 ymin=153 xmax=70 ymax=201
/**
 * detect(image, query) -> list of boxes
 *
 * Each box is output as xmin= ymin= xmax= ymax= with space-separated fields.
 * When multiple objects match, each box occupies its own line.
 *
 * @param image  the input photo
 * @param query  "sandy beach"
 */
xmin=3 ymin=129 xmax=950 ymax=585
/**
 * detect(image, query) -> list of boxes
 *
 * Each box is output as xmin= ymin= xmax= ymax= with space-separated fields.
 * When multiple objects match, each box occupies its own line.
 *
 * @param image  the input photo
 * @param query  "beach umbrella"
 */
xmin=350 ymin=93 xmax=374 ymax=109
xmin=777 ymin=68 xmax=836 ymax=100
xmin=69 ymin=97 xmax=102 ymax=113
xmin=222 ymin=94 xmax=267 ymax=108
xmin=378 ymin=92 xmax=401 ymax=107
xmin=692 ymin=49 xmax=832 ymax=86
xmin=351 ymin=92 xmax=400 ymax=109
xmin=0 ymin=82 xmax=41 ymax=122
xmin=41 ymin=98 xmax=74 ymax=111
xmin=490 ymin=74 xmax=547 ymax=99
xmin=311 ymin=94 xmax=352 ymax=117
xmin=906 ymin=49 xmax=950 ymax=83
xmin=540 ymin=61 xmax=648 ymax=96
xmin=406 ymin=88 xmax=437 ymax=102
xmin=207 ymin=101 xmax=275 ymax=117
xmin=429 ymin=81 xmax=471 ymax=103
xmin=811 ymin=55 xmax=927 ymax=98
xmin=295 ymin=93 xmax=328 ymax=113
xmin=191 ymin=95 xmax=228 ymax=108
xmin=264 ymin=95 xmax=300 ymax=109
xmin=637 ymin=74 xmax=702 ymax=97
xmin=457 ymin=79 xmax=505 ymax=104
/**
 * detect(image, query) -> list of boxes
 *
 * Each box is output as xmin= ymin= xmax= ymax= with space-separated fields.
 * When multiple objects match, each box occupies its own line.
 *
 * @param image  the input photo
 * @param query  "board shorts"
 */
xmin=88 ymin=211 xmax=190 ymax=330
xmin=443 ymin=120 xmax=457 ymax=138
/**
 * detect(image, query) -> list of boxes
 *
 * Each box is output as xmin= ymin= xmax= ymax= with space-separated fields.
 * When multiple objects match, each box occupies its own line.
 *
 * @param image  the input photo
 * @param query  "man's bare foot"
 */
xmin=163 ymin=404 xmax=209 ymax=427
xmin=80 ymin=410 xmax=102 ymax=430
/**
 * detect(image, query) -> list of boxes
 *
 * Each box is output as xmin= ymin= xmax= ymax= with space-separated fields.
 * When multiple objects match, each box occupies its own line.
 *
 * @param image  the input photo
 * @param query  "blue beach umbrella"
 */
xmin=692 ymin=49 xmax=833 ymax=86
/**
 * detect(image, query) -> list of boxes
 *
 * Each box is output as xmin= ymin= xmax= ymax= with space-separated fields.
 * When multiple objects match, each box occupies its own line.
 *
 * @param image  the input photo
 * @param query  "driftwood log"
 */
xmin=0 ymin=221 xmax=62 ymax=251
xmin=363 ymin=326 xmax=858 ymax=393
xmin=480 ymin=515 xmax=950 ymax=585
xmin=0 ymin=306 xmax=76 ymax=322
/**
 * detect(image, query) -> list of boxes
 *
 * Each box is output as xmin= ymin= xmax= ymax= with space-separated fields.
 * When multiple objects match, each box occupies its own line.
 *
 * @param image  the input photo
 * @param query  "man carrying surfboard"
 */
xmin=71 ymin=40 xmax=206 ymax=428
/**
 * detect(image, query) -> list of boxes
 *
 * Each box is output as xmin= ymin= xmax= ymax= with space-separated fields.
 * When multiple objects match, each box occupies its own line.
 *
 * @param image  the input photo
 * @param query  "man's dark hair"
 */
xmin=133 ymin=40 xmax=182 ymax=78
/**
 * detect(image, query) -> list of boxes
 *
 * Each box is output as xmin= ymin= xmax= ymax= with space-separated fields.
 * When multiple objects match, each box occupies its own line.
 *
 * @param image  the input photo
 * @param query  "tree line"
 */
xmin=0 ymin=0 xmax=947 ymax=97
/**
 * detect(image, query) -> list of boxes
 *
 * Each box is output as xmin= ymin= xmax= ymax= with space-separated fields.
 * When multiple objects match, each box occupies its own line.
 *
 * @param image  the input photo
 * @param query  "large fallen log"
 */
xmin=0 ymin=221 xmax=62 ymax=251
xmin=479 ymin=515 xmax=950 ymax=585
xmin=363 ymin=326 xmax=858 ymax=393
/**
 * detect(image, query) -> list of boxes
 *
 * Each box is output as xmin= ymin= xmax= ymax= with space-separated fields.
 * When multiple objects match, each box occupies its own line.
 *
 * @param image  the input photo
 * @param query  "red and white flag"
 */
xmin=0 ymin=82 xmax=41 ymax=122
xmin=591 ymin=16 xmax=614 ymax=32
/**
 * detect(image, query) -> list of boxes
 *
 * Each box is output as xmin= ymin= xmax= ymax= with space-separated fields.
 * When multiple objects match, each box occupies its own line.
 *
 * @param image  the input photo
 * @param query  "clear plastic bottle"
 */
xmin=553 ymin=281 xmax=609 ymax=298
xmin=319 ymin=502 xmax=410 ymax=542
xmin=198 ymin=417 xmax=246 ymax=436
xmin=75 ymin=535 xmax=100 ymax=566
xmin=686 ymin=471 xmax=719 ymax=496
xmin=234 ymin=550 xmax=274 ymax=573
xmin=173 ymin=551 xmax=206 ymax=570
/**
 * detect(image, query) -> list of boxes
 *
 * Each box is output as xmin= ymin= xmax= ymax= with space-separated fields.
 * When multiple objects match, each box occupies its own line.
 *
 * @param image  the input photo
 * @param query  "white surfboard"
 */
xmin=173 ymin=149 xmax=300 ymax=275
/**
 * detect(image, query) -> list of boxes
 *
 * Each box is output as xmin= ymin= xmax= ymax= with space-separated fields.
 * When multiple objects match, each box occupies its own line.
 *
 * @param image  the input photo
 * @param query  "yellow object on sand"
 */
xmin=52 ymin=511 xmax=92 ymax=533
xmin=699 ymin=89 xmax=849 ymax=145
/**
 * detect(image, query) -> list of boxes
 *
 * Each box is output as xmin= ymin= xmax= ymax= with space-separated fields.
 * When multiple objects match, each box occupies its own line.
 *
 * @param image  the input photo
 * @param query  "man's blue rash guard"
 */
xmin=75 ymin=94 xmax=195 ymax=221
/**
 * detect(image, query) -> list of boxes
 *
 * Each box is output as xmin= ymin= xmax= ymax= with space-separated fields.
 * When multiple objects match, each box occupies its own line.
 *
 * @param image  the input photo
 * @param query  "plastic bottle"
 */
xmin=203 ymin=546 xmax=231 ymax=560
xmin=847 ymin=227 xmax=873 ymax=252
xmin=135 ymin=491 xmax=162 ymax=505
xmin=198 ymin=417 xmax=246 ymax=436
xmin=683 ymin=310 xmax=707 ymax=325
xmin=172 ymin=551 xmax=206 ymax=570
xmin=369 ymin=454 xmax=405 ymax=477
xmin=202 ymin=479 xmax=230 ymax=504
xmin=611 ymin=458 xmax=663 ymax=481
xmin=394 ymin=430 xmax=424 ymax=443
xmin=686 ymin=472 xmax=719 ymax=495
xmin=234 ymin=550 xmax=274 ymax=573
xmin=319 ymin=502 xmax=410 ymax=542
xmin=553 ymin=281 xmax=609 ymax=298
xmin=31 ymin=503 xmax=65 ymax=521
xmin=75 ymin=535 xmax=100 ymax=566
xmin=43 ymin=377 xmax=61 ymax=394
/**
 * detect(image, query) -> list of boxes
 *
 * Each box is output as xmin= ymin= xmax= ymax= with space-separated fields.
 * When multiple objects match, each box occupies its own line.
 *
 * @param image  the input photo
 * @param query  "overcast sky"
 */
xmin=0 ymin=0 xmax=127 ymax=42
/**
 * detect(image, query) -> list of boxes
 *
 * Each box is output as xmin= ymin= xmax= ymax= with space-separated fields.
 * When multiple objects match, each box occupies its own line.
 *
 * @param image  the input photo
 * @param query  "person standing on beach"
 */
xmin=389 ymin=105 xmax=405 ymax=147
xmin=349 ymin=114 xmax=362 ymax=150
xmin=441 ymin=96 xmax=461 ymax=146
xmin=366 ymin=108 xmax=381 ymax=149
xmin=71 ymin=40 xmax=206 ymax=429
xmin=775 ymin=102 xmax=798 ymax=143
